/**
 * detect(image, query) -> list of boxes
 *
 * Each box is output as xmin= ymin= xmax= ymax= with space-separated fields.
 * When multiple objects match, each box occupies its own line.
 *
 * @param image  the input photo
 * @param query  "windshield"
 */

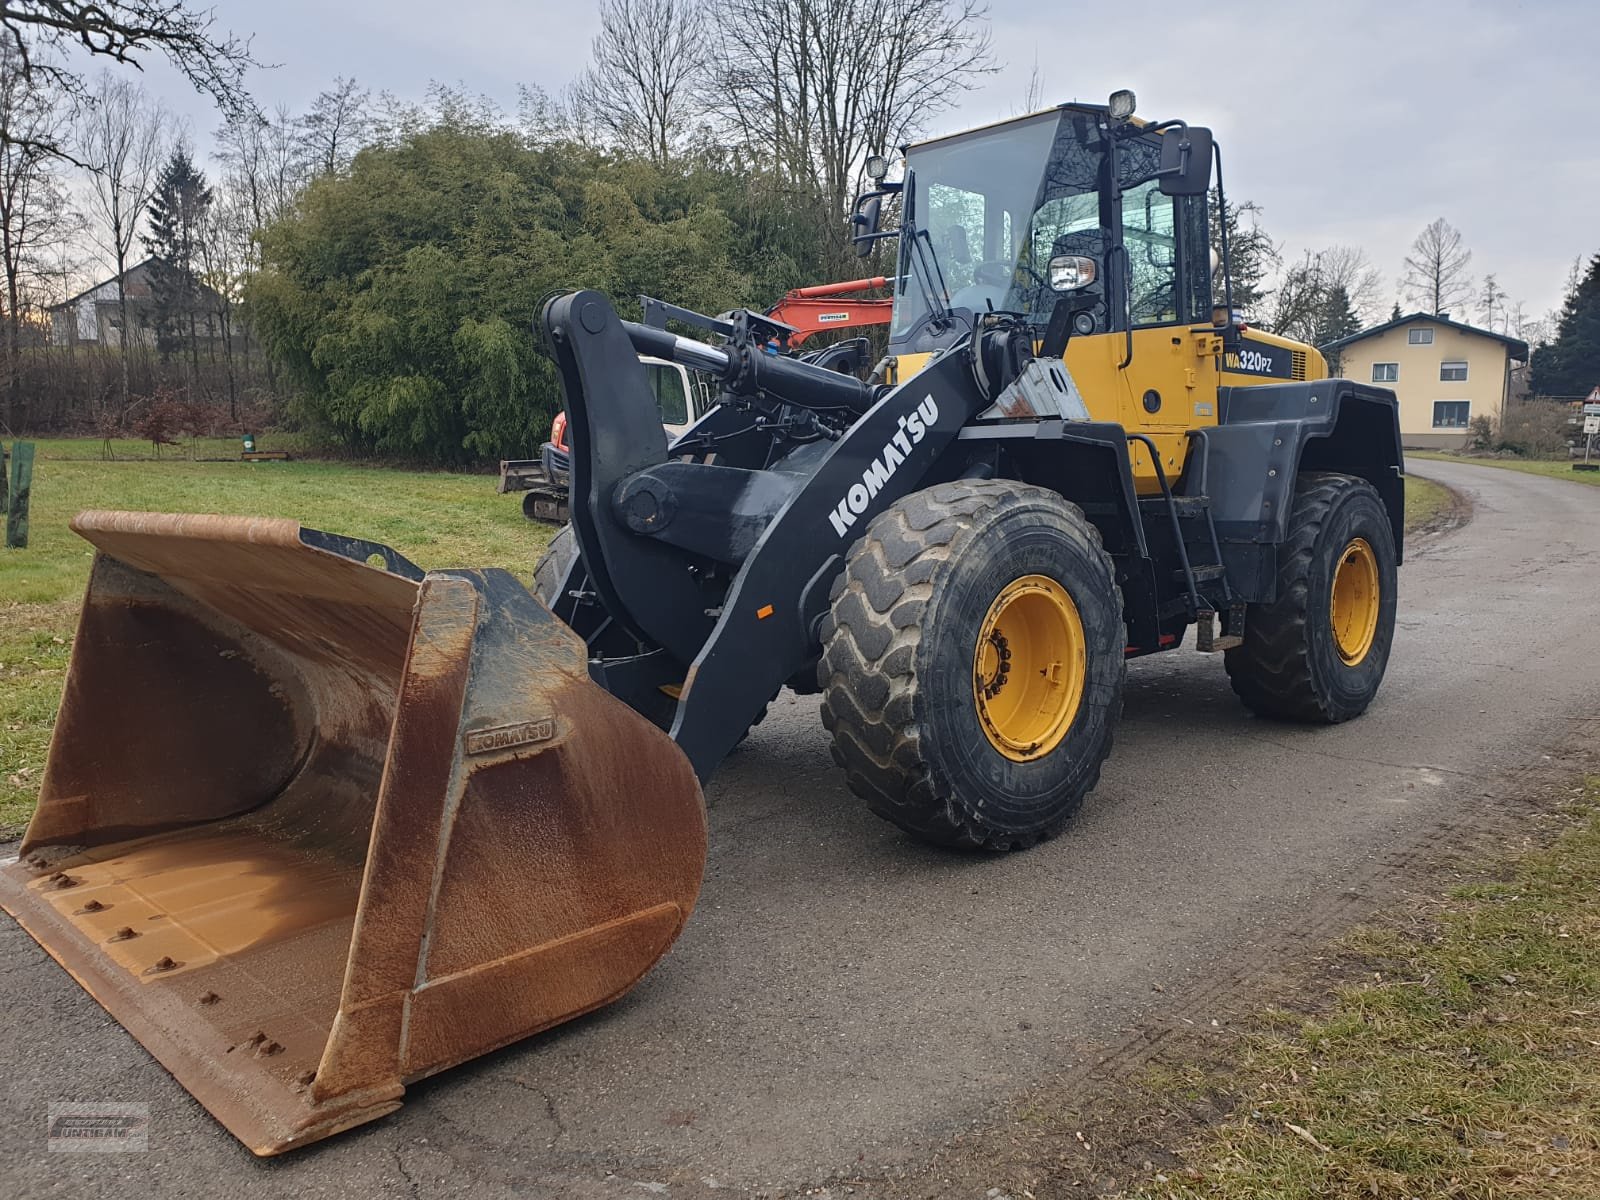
xmin=892 ymin=109 xmax=1105 ymax=338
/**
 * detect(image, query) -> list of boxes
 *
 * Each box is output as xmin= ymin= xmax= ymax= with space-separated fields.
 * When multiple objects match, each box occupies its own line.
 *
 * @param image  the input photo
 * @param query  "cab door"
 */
xmin=1114 ymin=179 xmax=1221 ymax=492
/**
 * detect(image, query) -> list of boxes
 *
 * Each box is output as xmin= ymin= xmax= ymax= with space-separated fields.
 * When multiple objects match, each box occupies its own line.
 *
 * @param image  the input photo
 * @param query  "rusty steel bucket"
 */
xmin=0 ymin=511 xmax=706 ymax=1155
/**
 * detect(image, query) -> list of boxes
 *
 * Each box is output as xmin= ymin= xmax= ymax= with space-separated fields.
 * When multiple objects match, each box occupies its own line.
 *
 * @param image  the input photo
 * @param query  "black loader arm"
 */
xmin=543 ymin=291 xmax=719 ymax=664
xmin=541 ymin=290 xmax=990 ymax=781
xmin=666 ymin=349 xmax=986 ymax=777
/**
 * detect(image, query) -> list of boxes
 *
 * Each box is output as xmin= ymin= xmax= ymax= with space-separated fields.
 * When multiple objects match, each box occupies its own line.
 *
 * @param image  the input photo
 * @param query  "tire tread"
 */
xmin=819 ymin=479 xmax=1121 ymax=851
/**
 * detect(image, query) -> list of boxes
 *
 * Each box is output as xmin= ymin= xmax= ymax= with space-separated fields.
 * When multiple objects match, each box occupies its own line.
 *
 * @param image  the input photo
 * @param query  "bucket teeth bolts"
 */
xmin=145 ymin=956 xmax=181 ymax=974
xmin=108 ymin=926 xmax=138 ymax=942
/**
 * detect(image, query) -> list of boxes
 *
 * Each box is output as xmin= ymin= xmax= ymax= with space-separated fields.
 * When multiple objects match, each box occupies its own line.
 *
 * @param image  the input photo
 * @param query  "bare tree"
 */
xmin=516 ymin=83 xmax=575 ymax=143
xmin=75 ymin=71 xmax=165 ymax=412
xmin=1478 ymin=271 xmax=1506 ymax=331
xmin=1266 ymin=251 xmax=1327 ymax=344
xmin=0 ymin=40 xmax=75 ymax=427
xmin=196 ymin=179 xmax=244 ymax=415
xmin=299 ymin=76 xmax=370 ymax=176
xmin=0 ymin=0 xmax=256 ymax=155
xmin=1402 ymin=217 xmax=1473 ymax=316
xmin=214 ymin=105 xmax=303 ymax=237
xmin=1017 ymin=53 xmax=1044 ymax=115
xmin=1314 ymin=244 xmax=1383 ymax=324
xmin=571 ymin=0 xmax=708 ymax=165
xmin=711 ymin=0 xmax=996 ymax=262
xmin=1508 ymin=301 xmax=1553 ymax=350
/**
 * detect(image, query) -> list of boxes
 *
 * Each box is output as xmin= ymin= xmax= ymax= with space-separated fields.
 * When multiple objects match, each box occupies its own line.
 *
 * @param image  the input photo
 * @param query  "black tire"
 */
xmin=533 ymin=524 xmax=578 ymax=608
xmin=818 ymin=479 xmax=1125 ymax=851
xmin=1224 ymin=471 xmax=1397 ymax=723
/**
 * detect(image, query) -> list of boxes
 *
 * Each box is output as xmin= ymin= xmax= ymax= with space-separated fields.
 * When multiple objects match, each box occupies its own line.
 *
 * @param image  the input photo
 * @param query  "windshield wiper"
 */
xmin=910 ymin=227 xmax=958 ymax=331
xmin=898 ymin=167 xmax=960 ymax=335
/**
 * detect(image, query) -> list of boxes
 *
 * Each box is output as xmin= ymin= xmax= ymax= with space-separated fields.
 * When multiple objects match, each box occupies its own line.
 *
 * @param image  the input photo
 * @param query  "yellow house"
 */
xmin=1322 ymin=313 xmax=1529 ymax=449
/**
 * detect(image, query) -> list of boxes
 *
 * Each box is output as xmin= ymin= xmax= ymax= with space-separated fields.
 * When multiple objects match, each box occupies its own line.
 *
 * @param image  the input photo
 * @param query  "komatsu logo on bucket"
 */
xmin=829 ymin=396 xmax=939 ymax=537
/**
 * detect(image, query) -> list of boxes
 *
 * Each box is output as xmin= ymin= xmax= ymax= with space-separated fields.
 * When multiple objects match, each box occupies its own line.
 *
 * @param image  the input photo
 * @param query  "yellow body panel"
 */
xmin=891 ymin=327 xmax=1324 ymax=495
xmin=1063 ymin=327 xmax=1223 ymax=491
xmin=1218 ymin=326 xmax=1328 ymax=389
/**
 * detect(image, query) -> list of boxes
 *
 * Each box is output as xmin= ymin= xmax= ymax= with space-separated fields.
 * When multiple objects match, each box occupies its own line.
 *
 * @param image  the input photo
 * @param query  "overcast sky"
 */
xmin=119 ymin=0 xmax=1596 ymax=321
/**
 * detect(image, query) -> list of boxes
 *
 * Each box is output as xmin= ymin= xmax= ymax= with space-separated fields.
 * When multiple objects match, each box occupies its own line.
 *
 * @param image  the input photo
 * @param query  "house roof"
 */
xmin=47 ymin=258 xmax=158 ymax=309
xmin=47 ymin=257 xmax=220 ymax=310
xmin=1321 ymin=311 xmax=1529 ymax=361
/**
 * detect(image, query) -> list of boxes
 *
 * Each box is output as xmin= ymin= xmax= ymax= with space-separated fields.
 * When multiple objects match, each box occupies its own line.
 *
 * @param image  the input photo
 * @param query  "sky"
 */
xmin=93 ymin=0 xmax=1598 ymax=323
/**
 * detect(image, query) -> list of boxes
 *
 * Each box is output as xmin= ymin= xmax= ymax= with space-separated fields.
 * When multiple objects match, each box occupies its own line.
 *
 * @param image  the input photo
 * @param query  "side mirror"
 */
xmin=850 ymin=194 xmax=883 ymax=257
xmin=1158 ymin=125 xmax=1213 ymax=196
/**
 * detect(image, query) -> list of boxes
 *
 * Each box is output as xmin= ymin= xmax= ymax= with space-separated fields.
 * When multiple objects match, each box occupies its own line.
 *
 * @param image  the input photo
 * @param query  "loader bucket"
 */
xmin=0 ymin=511 xmax=706 ymax=1155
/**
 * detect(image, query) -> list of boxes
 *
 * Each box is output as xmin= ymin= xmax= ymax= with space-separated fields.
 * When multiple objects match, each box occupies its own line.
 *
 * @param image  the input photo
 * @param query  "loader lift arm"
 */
xmin=544 ymin=289 xmax=989 ymax=779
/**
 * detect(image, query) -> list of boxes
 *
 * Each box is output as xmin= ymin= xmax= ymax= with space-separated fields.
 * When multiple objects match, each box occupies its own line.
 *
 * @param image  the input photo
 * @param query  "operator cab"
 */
xmin=864 ymin=99 xmax=1216 ymax=362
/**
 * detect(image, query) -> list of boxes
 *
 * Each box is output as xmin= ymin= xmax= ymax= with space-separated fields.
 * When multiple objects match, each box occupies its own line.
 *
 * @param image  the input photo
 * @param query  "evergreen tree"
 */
xmin=1528 ymin=253 xmax=1600 ymax=396
xmin=142 ymin=146 xmax=213 ymax=365
xmin=1208 ymin=191 xmax=1277 ymax=317
xmin=1314 ymin=284 xmax=1361 ymax=347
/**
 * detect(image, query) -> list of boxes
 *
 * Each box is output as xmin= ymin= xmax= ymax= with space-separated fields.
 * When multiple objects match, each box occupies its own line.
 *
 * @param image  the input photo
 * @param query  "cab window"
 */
xmin=647 ymin=364 xmax=689 ymax=425
xmin=1122 ymin=178 xmax=1179 ymax=326
xmin=927 ymin=182 xmax=1017 ymax=313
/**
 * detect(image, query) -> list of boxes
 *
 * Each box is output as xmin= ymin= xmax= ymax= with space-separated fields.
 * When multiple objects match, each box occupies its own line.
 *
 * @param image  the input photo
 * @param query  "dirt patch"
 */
xmin=1406 ymin=474 xmax=1473 ymax=543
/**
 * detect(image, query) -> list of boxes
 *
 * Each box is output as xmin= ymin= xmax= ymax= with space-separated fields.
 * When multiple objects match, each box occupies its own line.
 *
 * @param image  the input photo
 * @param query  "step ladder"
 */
xmin=1127 ymin=434 xmax=1245 ymax=653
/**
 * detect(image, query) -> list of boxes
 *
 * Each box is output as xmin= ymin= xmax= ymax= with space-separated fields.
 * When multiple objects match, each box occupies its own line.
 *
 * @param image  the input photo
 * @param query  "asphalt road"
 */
xmin=3 ymin=458 xmax=1597 ymax=1199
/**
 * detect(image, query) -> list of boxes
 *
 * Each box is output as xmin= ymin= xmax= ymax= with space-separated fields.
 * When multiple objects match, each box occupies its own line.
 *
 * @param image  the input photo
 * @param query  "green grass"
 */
xmin=0 ymin=439 xmax=551 ymax=835
xmin=1409 ymin=450 xmax=1600 ymax=488
xmin=1403 ymin=475 xmax=1453 ymax=529
xmin=1127 ymin=782 xmax=1600 ymax=1200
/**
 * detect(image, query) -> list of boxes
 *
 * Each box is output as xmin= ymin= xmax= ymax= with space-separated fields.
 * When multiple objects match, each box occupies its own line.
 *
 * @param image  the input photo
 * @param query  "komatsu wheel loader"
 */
xmin=0 ymin=92 xmax=1403 ymax=1155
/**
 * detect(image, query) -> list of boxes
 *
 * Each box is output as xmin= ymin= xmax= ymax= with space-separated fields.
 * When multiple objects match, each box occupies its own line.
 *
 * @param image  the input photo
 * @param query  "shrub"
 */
xmin=1495 ymin=400 xmax=1573 ymax=458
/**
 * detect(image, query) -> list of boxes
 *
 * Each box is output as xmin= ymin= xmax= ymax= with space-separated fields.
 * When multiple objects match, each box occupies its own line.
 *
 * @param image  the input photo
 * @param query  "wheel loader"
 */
xmin=0 ymin=92 xmax=1402 ymax=1155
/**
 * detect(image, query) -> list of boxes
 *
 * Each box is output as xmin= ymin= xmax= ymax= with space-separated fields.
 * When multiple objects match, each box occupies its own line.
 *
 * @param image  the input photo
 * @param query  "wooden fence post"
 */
xmin=5 ymin=440 xmax=33 ymax=549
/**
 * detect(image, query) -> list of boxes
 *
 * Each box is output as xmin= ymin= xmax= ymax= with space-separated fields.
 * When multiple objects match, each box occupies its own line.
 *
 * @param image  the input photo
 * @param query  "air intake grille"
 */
xmin=1291 ymin=349 xmax=1308 ymax=380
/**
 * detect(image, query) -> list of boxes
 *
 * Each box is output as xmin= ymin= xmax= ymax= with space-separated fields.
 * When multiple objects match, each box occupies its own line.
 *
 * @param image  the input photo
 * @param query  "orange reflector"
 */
xmin=756 ymin=604 xmax=774 ymax=620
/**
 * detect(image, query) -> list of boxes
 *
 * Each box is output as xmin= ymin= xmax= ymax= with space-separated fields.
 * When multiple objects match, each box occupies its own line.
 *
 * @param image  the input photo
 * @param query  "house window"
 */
xmin=1371 ymin=362 xmax=1398 ymax=383
xmin=1433 ymin=401 xmax=1470 ymax=428
xmin=1440 ymin=360 xmax=1469 ymax=382
xmin=1408 ymin=328 xmax=1434 ymax=344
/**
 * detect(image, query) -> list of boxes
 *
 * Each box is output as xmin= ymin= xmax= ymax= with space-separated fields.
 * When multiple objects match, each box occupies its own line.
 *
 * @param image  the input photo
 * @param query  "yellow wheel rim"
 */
xmin=973 ymin=574 xmax=1087 ymax=762
xmin=1330 ymin=537 xmax=1380 ymax=666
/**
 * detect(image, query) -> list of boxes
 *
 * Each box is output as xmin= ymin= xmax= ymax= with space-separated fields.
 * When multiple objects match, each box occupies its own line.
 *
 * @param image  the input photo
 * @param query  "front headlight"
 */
xmin=1048 ymin=255 xmax=1097 ymax=292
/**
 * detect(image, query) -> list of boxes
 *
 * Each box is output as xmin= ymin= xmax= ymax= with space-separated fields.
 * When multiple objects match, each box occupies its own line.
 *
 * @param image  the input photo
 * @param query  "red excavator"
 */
xmin=499 ymin=278 xmax=893 ymax=521
xmin=762 ymin=275 xmax=894 ymax=345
